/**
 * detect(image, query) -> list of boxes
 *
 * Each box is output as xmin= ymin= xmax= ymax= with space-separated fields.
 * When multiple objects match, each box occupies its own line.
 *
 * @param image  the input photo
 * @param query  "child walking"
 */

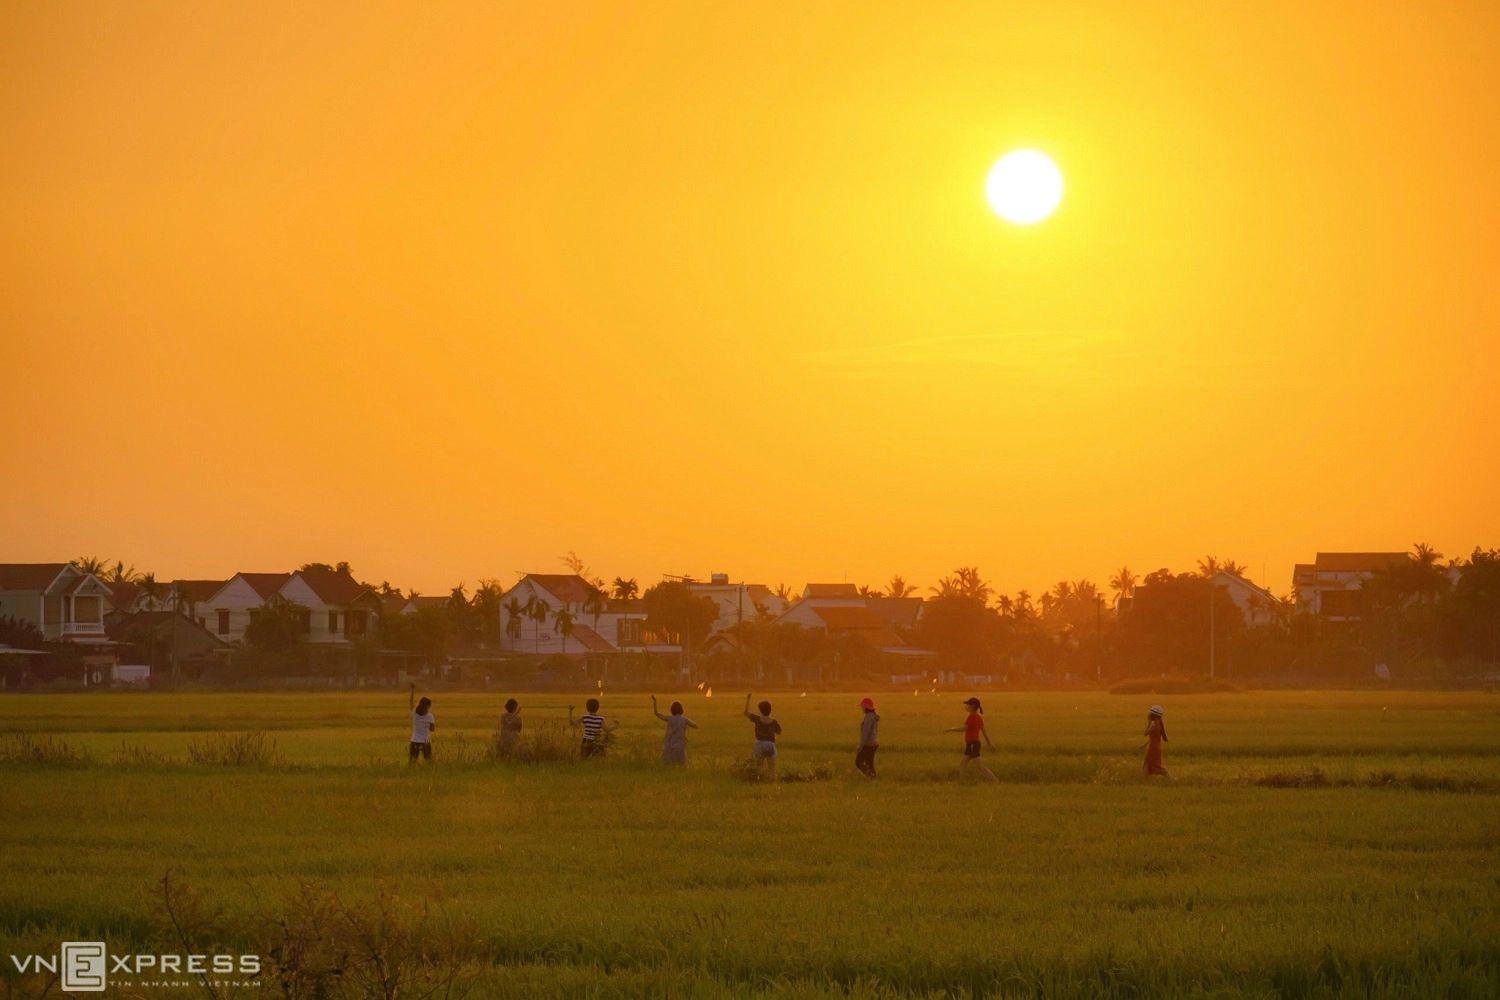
xmin=569 ymin=698 xmax=617 ymax=757
xmin=855 ymin=697 xmax=879 ymax=778
xmin=651 ymin=694 xmax=698 ymax=765
xmin=498 ymin=698 xmax=522 ymax=757
xmin=945 ymin=696 xmax=998 ymax=782
xmin=1141 ymin=705 xmax=1169 ymax=777
xmin=408 ymin=684 xmax=435 ymax=764
xmin=743 ymin=692 xmax=782 ymax=780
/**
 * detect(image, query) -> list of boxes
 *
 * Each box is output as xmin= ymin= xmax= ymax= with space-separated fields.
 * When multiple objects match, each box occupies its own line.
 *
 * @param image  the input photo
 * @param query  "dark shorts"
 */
xmin=581 ymin=739 xmax=602 ymax=758
xmin=409 ymin=741 xmax=432 ymax=761
xmin=963 ymin=741 xmax=982 ymax=759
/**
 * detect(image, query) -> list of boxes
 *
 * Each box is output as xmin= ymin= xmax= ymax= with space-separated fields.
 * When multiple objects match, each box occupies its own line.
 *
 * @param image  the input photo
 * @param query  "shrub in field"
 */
xmin=1256 ymin=767 xmax=1329 ymax=788
xmin=116 ymin=739 xmax=175 ymax=765
xmin=187 ymin=731 xmax=286 ymax=767
xmin=0 ymin=731 xmax=86 ymax=765
xmin=730 ymin=757 xmax=836 ymax=783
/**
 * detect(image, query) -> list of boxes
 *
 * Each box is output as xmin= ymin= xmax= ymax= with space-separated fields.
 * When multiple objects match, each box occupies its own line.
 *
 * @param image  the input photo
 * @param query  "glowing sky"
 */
xmin=2 ymin=2 xmax=1497 ymax=597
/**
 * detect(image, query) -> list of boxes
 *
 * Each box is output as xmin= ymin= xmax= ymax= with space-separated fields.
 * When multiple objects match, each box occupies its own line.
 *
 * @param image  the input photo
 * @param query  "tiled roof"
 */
xmin=172 ymin=580 xmax=227 ymax=603
xmin=527 ymin=574 xmax=596 ymax=604
xmin=239 ymin=573 xmax=292 ymax=600
xmin=566 ymin=622 xmax=616 ymax=654
xmin=0 ymin=564 xmax=69 ymax=591
xmin=862 ymin=597 xmax=923 ymax=627
xmin=805 ymin=583 xmax=859 ymax=599
xmin=106 ymin=581 xmax=143 ymax=610
xmin=294 ymin=569 xmax=374 ymax=606
xmin=812 ymin=606 xmax=889 ymax=630
xmin=1313 ymin=552 xmax=1410 ymax=573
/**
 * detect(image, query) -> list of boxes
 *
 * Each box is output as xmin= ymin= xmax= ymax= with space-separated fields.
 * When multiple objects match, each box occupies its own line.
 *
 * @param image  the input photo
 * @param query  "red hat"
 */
xmin=858 ymin=697 xmax=875 ymax=710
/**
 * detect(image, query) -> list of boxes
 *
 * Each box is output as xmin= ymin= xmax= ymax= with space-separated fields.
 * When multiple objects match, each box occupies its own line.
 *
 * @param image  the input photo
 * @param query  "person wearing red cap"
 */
xmin=945 ymin=697 xmax=998 ymax=782
xmin=855 ymin=697 xmax=880 ymax=778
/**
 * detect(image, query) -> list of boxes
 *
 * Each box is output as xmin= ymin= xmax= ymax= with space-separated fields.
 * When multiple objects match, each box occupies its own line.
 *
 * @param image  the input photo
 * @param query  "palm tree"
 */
xmin=931 ymin=567 xmax=991 ymax=602
xmin=886 ymin=575 xmax=916 ymax=599
xmin=1109 ymin=567 xmax=1137 ymax=602
xmin=1196 ymin=556 xmax=1222 ymax=579
xmin=527 ymin=596 xmax=550 ymax=654
xmin=107 ymin=561 xmax=142 ymax=585
xmin=503 ymin=597 xmax=526 ymax=649
xmin=553 ymin=607 xmax=575 ymax=652
xmin=611 ymin=577 xmax=639 ymax=601
xmin=72 ymin=556 xmax=108 ymax=577
xmin=583 ymin=584 xmax=607 ymax=633
xmin=138 ymin=572 xmax=163 ymax=610
xmin=1220 ymin=559 xmax=1248 ymax=577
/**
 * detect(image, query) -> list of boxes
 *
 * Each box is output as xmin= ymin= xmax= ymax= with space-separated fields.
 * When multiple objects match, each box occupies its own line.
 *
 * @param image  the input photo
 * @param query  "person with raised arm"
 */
xmin=743 ymin=692 xmax=782 ymax=780
xmin=651 ymin=694 xmax=698 ymax=765
xmin=568 ymin=698 xmax=617 ymax=758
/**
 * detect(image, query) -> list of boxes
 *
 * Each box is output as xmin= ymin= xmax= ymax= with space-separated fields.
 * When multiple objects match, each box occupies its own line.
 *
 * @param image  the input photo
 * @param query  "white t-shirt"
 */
xmin=411 ymin=709 xmax=435 ymax=743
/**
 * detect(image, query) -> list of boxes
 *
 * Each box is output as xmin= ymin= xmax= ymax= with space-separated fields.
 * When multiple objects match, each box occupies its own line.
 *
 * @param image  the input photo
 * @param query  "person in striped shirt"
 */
xmin=568 ymin=698 xmax=617 ymax=757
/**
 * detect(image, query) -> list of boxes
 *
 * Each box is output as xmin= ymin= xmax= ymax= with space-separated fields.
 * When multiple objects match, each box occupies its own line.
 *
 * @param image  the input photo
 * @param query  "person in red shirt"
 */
xmin=945 ymin=696 xmax=998 ymax=782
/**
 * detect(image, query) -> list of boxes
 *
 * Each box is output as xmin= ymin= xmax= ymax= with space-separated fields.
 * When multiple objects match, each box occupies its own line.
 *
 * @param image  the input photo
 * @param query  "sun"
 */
xmin=985 ymin=149 xmax=1063 ymax=225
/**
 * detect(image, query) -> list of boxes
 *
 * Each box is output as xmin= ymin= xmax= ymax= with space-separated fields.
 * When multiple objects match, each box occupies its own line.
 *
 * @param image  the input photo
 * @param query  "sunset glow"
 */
xmin=1 ymin=2 xmax=1497 ymax=597
xmin=985 ymin=150 xmax=1063 ymax=224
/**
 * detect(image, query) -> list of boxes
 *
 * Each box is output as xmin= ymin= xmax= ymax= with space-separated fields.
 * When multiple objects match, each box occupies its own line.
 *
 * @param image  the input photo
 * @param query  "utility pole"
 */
xmin=1209 ymin=580 xmax=1216 ymax=679
xmin=1095 ymin=594 xmax=1103 ymax=683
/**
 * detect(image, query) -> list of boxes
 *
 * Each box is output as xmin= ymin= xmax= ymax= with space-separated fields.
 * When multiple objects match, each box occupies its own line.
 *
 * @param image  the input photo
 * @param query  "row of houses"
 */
xmin=0 ymin=564 xmax=939 ymax=669
xmin=0 ymin=553 xmax=1417 ymax=677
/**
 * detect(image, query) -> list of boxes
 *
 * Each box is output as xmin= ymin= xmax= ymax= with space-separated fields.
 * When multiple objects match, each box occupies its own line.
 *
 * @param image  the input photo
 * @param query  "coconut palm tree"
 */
xmin=527 ymin=596 xmax=550 ymax=654
xmin=1109 ymin=567 xmax=1137 ymax=602
xmin=137 ymin=572 xmax=163 ymax=610
xmin=72 ymin=556 xmax=108 ymax=577
xmin=583 ymin=583 xmax=607 ymax=633
xmin=1196 ymin=556 xmax=1222 ymax=578
xmin=107 ymin=561 xmax=142 ymax=585
xmin=885 ymin=575 xmax=916 ymax=598
xmin=1220 ymin=559 xmax=1248 ymax=577
xmin=553 ymin=607 xmax=575 ymax=652
xmin=611 ymin=577 xmax=639 ymax=601
xmin=503 ymin=597 xmax=526 ymax=649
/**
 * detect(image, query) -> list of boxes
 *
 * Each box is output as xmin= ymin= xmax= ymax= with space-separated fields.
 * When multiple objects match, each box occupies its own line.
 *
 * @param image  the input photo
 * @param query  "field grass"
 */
xmin=2 ymin=690 xmax=1498 ymax=998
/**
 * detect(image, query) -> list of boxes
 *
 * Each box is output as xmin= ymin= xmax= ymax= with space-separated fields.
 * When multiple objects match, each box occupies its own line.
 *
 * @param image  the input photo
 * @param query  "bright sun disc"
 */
xmin=986 ymin=150 xmax=1063 ymax=224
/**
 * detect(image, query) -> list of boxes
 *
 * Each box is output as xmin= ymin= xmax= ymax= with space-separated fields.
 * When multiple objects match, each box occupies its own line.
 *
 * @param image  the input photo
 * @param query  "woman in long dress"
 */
xmin=1141 ymin=705 xmax=1169 ymax=777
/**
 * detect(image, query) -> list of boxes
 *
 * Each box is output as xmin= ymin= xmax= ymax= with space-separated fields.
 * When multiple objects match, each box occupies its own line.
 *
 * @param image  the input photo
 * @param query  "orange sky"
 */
xmin=2 ymin=2 xmax=1497 ymax=598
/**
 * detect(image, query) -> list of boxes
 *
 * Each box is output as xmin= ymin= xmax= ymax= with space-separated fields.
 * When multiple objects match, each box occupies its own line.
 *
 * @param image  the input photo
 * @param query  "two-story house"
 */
xmin=0 ymin=563 xmax=114 ymax=641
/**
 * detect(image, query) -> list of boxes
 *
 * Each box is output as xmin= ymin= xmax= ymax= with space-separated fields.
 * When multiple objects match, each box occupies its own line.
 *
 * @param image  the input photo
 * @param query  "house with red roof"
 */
xmin=277 ymin=569 xmax=383 ymax=644
xmin=200 ymin=572 xmax=292 ymax=642
xmin=774 ymin=584 xmax=929 ymax=656
xmin=0 ymin=563 xmax=114 ymax=641
xmin=1292 ymin=552 xmax=1411 ymax=621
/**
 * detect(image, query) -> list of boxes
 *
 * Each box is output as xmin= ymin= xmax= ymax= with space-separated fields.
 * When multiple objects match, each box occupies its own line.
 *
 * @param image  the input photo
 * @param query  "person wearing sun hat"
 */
xmin=944 ymin=697 xmax=998 ymax=783
xmin=1140 ymin=705 xmax=1169 ymax=777
xmin=854 ymin=697 xmax=880 ymax=778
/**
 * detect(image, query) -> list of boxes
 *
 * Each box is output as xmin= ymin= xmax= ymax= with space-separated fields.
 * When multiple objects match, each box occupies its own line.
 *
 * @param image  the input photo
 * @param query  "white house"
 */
xmin=0 ymin=563 xmax=114 ymax=641
xmin=1292 ymin=552 xmax=1410 ymax=621
xmin=687 ymin=576 xmax=786 ymax=633
xmin=202 ymin=573 xmax=291 ymax=643
xmin=275 ymin=569 xmax=382 ymax=643
xmin=1211 ymin=570 xmax=1283 ymax=627
xmin=498 ymin=574 xmax=638 ymax=656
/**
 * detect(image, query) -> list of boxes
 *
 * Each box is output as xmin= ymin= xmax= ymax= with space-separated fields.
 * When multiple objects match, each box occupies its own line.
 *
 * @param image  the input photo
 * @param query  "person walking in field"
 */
xmin=651 ymin=694 xmax=698 ymax=765
xmin=1140 ymin=705 xmax=1169 ymax=777
xmin=498 ymin=698 xmax=522 ymax=757
xmin=569 ymin=698 xmax=617 ymax=757
xmin=744 ymin=692 xmax=782 ymax=780
xmin=855 ymin=697 xmax=879 ymax=778
xmin=945 ymin=696 xmax=998 ymax=782
xmin=408 ymin=684 xmax=435 ymax=764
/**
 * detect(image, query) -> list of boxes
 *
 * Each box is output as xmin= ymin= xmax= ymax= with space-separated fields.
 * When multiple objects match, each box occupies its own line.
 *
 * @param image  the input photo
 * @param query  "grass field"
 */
xmin=2 ymin=690 xmax=1498 ymax=998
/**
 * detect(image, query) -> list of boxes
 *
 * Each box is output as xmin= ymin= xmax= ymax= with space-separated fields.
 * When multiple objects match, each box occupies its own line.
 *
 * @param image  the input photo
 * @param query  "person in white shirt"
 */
xmin=409 ymin=684 xmax=436 ymax=763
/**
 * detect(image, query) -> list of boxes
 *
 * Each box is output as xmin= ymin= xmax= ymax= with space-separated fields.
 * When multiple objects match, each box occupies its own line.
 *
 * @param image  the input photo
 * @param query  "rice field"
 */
xmin=2 ymin=690 xmax=1498 ymax=998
